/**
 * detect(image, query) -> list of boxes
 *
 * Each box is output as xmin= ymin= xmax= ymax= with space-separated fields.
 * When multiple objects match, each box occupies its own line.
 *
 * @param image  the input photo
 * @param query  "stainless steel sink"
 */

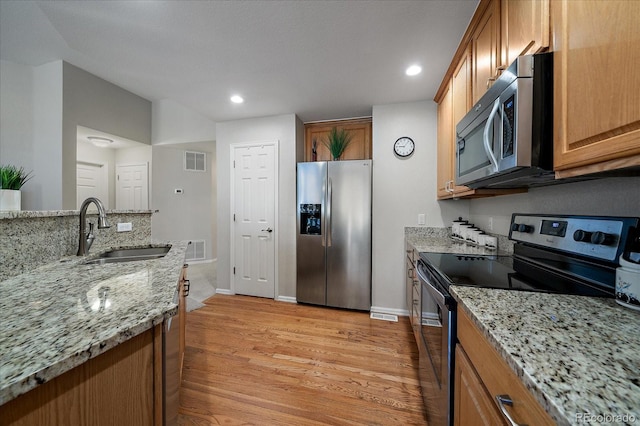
xmin=83 ymin=245 xmax=171 ymax=265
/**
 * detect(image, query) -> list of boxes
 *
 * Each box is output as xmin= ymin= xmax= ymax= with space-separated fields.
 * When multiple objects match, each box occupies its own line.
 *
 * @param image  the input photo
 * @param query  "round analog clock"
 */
xmin=393 ymin=136 xmax=415 ymax=158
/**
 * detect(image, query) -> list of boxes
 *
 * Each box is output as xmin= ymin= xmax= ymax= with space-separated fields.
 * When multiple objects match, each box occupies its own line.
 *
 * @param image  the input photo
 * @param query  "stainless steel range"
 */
xmin=416 ymin=213 xmax=640 ymax=426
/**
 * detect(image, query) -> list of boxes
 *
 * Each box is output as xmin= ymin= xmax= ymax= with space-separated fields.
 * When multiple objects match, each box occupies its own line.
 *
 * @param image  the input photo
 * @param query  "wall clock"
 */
xmin=394 ymin=136 xmax=415 ymax=158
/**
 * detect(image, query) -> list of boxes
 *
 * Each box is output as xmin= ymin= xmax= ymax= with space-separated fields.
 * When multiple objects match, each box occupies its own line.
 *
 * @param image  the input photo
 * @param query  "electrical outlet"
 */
xmin=117 ymin=222 xmax=132 ymax=232
xmin=488 ymin=217 xmax=494 ymax=231
xmin=418 ymin=214 xmax=426 ymax=225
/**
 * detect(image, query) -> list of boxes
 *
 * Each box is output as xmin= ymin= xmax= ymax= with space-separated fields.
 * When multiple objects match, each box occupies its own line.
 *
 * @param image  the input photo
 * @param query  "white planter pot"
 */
xmin=0 ymin=189 xmax=21 ymax=211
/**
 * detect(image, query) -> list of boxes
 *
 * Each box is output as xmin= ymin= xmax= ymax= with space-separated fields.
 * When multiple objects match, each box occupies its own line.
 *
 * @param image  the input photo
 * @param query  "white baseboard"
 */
xmin=276 ymin=295 xmax=297 ymax=303
xmin=186 ymin=258 xmax=217 ymax=265
xmin=215 ymin=288 xmax=233 ymax=295
xmin=371 ymin=306 xmax=410 ymax=317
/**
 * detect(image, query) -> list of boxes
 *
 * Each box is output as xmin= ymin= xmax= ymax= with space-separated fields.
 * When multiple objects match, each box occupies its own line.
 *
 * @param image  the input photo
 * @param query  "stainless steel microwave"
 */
xmin=455 ymin=52 xmax=554 ymax=189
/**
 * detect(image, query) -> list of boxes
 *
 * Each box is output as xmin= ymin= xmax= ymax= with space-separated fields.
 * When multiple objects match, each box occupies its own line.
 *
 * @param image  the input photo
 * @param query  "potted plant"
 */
xmin=1 ymin=165 xmax=33 ymax=211
xmin=323 ymin=127 xmax=353 ymax=160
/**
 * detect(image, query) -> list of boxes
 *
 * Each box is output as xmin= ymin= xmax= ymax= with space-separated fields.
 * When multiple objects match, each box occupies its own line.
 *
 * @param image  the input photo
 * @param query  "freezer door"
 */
xmin=296 ymin=162 xmax=327 ymax=305
xmin=326 ymin=160 xmax=372 ymax=310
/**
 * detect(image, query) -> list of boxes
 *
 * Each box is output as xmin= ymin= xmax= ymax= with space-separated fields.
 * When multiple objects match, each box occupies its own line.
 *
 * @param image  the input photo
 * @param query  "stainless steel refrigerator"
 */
xmin=296 ymin=160 xmax=372 ymax=311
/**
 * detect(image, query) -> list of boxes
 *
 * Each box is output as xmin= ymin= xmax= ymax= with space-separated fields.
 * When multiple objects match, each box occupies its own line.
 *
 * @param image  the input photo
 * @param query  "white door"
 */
xmin=232 ymin=143 xmax=277 ymax=298
xmin=77 ymin=161 xmax=109 ymax=209
xmin=116 ymin=163 xmax=149 ymax=210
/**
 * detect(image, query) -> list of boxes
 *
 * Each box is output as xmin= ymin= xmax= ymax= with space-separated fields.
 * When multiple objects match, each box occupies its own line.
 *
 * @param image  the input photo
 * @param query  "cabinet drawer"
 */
xmin=457 ymin=308 xmax=554 ymax=426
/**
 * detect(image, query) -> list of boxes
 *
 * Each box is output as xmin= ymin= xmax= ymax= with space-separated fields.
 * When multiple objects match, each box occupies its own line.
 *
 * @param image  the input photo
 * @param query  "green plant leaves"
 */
xmin=0 ymin=165 xmax=33 ymax=190
xmin=322 ymin=127 xmax=353 ymax=160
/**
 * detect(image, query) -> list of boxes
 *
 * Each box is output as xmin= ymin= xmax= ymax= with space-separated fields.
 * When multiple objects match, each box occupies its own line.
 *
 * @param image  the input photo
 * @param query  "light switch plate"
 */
xmin=117 ymin=222 xmax=133 ymax=232
xmin=418 ymin=214 xmax=426 ymax=225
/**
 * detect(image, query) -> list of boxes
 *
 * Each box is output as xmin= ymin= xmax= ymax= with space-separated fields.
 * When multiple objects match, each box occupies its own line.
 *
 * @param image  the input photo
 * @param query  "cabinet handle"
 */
xmin=495 ymin=395 xmax=524 ymax=426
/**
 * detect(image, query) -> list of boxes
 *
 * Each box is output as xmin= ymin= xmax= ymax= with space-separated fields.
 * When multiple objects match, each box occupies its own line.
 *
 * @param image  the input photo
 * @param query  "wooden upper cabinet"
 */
xmin=552 ymin=0 xmax=640 ymax=177
xmin=304 ymin=118 xmax=372 ymax=162
xmin=437 ymin=81 xmax=454 ymax=199
xmin=501 ymin=0 xmax=550 ymax=66
xmin=471 ymin=0 xmax=501 ymax=105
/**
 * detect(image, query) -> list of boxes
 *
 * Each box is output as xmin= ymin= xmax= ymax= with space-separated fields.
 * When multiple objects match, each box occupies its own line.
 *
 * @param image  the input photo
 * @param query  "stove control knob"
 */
xmin=515 ymin=224 xmax=533 ymax=233
xmin=591 ymin=231 xmax=616 ymax=246
xmin=573 ymin=230 xmax=593 ymax=242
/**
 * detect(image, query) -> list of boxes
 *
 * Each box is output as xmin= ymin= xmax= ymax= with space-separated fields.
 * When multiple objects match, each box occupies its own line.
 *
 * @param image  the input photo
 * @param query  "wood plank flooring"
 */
xmin=178 ymin=295 xmax=427 ymax=425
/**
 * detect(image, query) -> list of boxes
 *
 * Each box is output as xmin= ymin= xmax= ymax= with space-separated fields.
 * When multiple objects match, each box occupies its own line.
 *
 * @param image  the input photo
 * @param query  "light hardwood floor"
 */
xmin=178 ymin=295 xmax=427 ymax=425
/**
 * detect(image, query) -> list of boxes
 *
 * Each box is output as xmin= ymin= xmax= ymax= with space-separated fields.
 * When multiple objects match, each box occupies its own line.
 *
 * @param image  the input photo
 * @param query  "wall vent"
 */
xmin=184 ymin=151 xmax=206 ymax=172
xmin=185 ymin=240 xmax=206 ymax=261
xmin=370 ymin=312 xmax=398 ymax=322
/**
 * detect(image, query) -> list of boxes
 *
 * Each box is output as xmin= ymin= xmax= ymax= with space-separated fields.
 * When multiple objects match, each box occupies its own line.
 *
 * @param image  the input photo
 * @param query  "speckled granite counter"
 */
xmin=0 ymin=240 xmax=189 ymax=405
xmin=451 ymin=286 xmax=640 ymax=425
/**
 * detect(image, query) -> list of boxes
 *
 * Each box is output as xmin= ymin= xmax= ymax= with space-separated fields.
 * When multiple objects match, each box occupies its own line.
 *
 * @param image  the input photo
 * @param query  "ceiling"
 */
xmin=0 ymin=0 xmax=478 ymax=124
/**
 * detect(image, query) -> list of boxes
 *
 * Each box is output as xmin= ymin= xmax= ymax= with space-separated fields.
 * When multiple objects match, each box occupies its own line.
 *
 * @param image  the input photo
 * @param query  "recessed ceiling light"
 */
xmin=406 ymin=65 xmax=422 ymax=76
xmin=87 ymin=136 xmax=114 ymax=148
xmin=230 ymin=95 xmax=244 ymax=104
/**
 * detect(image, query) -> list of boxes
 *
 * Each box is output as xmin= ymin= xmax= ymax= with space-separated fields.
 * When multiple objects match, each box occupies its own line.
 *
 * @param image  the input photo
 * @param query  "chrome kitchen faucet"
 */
xmin=77 ymin=197 xmax=110 ymax=256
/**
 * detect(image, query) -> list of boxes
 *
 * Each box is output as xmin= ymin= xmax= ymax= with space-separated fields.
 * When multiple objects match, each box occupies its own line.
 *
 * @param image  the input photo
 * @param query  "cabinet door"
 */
xmin=454 ymin=345 xmax=506 ymax=426
xmin=501 ymin=0 xmax=549 ymax=66
xmin=304 ymin=119 xmax=372 ymax=162
xmin=552 ymin=0 xmax=640 ymax=175
xmin=437 ymin=81 xmax=454 ymax=199
xmin=451 ymin=47 xmax=473 ymax=195
xmin=472 ymin=0 xmax=501 ymax=105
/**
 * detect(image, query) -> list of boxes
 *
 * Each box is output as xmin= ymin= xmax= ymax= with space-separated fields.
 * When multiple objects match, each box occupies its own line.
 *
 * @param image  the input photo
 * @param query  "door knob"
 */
xmin=261 ymin=227 xmax=273 ymax=233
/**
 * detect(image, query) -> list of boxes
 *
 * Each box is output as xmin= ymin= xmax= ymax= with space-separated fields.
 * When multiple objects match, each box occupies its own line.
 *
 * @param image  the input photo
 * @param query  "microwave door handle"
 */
xmin=483 ymin=98 xmax=500 ymax=172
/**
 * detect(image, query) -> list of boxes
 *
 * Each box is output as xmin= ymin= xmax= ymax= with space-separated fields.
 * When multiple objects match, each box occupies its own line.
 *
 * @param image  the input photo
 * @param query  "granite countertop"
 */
xmin=0 ymin=209 xmax=153 ymax=220
xmin=406 ymin=229 xmax=640 ymax=425
xmin=451 ymin=286 xmax=640 ymax=426
xmin=0 ymin=240 xmax=189 ymax=405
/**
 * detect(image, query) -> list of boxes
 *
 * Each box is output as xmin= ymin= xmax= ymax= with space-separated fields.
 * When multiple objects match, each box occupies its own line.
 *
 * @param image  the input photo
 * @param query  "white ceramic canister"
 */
xmin=452 ymin=218 xmax=467 ymax=240
xmin=484 ymin=235 xmax=498 ymax=250
xmin=616 ymin=255 xmax=640 ymax=311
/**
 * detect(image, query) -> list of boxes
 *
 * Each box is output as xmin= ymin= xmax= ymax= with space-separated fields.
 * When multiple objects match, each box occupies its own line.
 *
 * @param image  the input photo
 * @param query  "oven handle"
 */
xmin=416 ymin=261 xmax=446 ymax=306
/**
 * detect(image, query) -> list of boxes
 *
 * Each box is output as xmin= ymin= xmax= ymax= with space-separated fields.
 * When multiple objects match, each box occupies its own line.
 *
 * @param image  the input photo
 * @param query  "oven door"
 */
xmin=416 ymin=260 xmax=456 ymax=426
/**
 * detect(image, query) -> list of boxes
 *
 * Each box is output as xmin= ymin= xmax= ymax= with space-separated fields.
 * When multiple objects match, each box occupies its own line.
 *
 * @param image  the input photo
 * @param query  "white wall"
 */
xmin=152 ymin=144 xmax=215 ymax=259
xmin=62 ymin=62 xmax=152 ymax=209
xmin=216 ymin=114 xmax=301 ymax=299
xmin=469 ymin=177 xmax=640 ymax=236
xmin=0 ymin=60 xmax=34 ymax=175
xmin=151 ymin=99 xmax=218 ymax=260
xmin=0 ymin=60 xmax=152 ymax=210
xmin=372 ymin=101 xmax=469 ymax=313
xmin=152 ymin=99 xmax=217 ymax=145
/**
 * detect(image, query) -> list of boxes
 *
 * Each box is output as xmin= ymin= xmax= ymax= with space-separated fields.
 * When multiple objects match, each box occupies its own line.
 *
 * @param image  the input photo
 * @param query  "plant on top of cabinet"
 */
xmin=323 ymin=127 xmax=353 ymax=161
xmin=304 ymin=118 xmax=372 ymax=162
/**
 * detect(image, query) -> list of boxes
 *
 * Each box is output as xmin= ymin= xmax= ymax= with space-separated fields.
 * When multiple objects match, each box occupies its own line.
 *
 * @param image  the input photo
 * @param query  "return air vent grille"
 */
xmin=185 ymin=240 xmax=205 ymax=261
xmin=184 ymin=151 xmax=206 ymax=172
xmin=370 ymin=312 xmax=398 ymax=322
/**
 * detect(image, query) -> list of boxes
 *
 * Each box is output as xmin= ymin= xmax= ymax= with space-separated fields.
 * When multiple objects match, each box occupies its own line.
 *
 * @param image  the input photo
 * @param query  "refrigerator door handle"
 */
xmin=326 ymin=178 xmax=332 ymax=247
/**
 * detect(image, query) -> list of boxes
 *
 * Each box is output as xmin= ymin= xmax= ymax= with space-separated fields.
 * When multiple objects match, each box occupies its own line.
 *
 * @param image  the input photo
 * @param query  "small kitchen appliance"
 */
xmin=416 ymin=213 xmax=640 ymax=426
xmin=455 ymin=53 xmax=554 ymax=189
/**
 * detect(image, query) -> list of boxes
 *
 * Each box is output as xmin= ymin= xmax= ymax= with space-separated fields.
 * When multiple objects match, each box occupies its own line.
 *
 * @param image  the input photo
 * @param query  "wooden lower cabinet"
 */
xmin=179 ymin=264 xmax=188 ymax=382
xmin=454 ymin=345 xmax=505 ymax=426
xmin=1 ymin=327 xmax=160 ymax=426
xmin=455 ymin=308 xmax=554 ymax=426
